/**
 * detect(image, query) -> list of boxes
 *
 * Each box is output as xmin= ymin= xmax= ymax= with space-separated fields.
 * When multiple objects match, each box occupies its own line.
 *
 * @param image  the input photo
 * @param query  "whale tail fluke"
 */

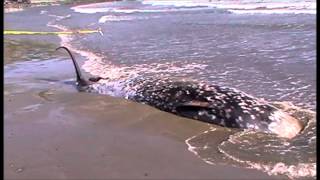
xmin=56 ymin=46 xmax=89 ymax=86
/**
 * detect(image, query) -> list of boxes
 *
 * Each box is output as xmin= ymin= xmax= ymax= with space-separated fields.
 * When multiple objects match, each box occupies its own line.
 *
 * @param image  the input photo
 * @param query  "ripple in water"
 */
xmin=186 ymin=102 xmax=316 ymax=179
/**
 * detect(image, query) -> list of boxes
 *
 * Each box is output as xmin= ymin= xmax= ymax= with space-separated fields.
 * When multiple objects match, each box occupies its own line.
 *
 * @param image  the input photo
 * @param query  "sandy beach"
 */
xmin=5 ymin=88 xmax=283 ymax=179
xmin=4 ymin=0 xmax=315 ymax=179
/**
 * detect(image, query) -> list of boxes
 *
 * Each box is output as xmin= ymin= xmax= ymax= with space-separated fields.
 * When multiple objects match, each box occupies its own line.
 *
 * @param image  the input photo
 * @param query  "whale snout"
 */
xmin=268 ymin=111 xmax=303 ymax=139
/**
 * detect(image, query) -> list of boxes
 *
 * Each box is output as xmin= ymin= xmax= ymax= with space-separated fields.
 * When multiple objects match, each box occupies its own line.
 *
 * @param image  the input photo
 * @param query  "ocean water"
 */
xmin=47 ymin=0 xmax=316 ymax=179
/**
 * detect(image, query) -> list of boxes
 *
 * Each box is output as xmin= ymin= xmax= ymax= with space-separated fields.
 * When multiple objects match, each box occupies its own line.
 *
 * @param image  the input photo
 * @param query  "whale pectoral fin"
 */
xmin=178 ymin=100 xmax=211 ymax=108
xmin=175 ymin=101 xmax=212 ymax=121
xmin=175 ymin=100 xmax=211 ymax=114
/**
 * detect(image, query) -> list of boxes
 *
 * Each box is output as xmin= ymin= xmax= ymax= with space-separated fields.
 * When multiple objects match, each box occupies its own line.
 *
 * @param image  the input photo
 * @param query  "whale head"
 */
xmin=267 ymin=110 xmax=303 ymax=139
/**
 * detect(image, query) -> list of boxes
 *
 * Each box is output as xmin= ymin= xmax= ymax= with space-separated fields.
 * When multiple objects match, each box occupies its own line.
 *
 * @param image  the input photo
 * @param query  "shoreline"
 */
xmin=4 ymin=1 xmax=315 ymax=179
xmin=4 ymin=0 xmax=120 ymax=13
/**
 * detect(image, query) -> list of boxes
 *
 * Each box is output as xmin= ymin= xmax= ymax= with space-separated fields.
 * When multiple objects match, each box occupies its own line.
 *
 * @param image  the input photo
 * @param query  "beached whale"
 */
xmin=57 ymin=46 xmax=303 ymax=139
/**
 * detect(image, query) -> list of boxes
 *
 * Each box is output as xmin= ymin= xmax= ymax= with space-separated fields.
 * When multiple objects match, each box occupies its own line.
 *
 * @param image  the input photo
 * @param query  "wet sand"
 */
xmin=5 ymin=89 xmax=284 ymax=179
xmin=4 ymin=3 xmax=285 ymax=180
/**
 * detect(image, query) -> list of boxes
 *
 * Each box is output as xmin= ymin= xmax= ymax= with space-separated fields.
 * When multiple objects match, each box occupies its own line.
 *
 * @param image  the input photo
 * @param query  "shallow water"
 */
xmin=4 ymin=39 xmax=57 ymax=65
xmin=186 ymin=102 xmax=316 ymax=179
xmin=65 ymin=1 xmax=317 ymax=179
xmin=70 ymin=1 xmax=316 ymax=110
xmin=5 ymin=38 xmax=278 ymax=180
xmin=5 ymin=0 xmax=316 ymax=179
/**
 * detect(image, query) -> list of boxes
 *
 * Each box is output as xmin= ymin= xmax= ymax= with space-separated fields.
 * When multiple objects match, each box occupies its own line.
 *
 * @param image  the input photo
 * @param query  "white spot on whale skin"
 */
xmin=220 ymin=120 xmax=225 ymax=126
xmin=210 ymin=115 xmax=216 ymax=120
xmin=199 ymin=90 xmax=205 ymax=95
xmin=253 ymin=107 xmax=260 ymax=111
xmin=243 ymin=110 xmax=251 ymax=114
xmin=205 ymin=96 xmax=214 ymax=101
xmin=225 ymin=112 xmax=231 ymax=119
xmin=269 ymin=116 xmax=276 ymax=121
xmin=198 ymin=111 xmax=206 ymax=116
xmin=236 ymin=116 xmax=243 ymax=122
xmin=246 ymin=123 xmax=257 ymax=129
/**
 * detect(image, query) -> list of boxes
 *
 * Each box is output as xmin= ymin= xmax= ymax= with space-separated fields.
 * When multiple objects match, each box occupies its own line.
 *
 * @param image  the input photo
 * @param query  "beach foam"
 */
xmin=70 ymin=0 xmax=316 ymax=15
xmin=143 ymin=0 xmax=316 ymax=14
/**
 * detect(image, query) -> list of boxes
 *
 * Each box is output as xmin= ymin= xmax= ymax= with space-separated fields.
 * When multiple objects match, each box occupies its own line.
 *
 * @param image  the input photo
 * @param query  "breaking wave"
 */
xmin=142 ymin=0 xmax=316 ymax=14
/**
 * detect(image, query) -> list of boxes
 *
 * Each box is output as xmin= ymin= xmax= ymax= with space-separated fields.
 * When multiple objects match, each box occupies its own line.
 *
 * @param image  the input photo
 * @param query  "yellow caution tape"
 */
xmin=4 ymin=28 xmax=103 ymax=36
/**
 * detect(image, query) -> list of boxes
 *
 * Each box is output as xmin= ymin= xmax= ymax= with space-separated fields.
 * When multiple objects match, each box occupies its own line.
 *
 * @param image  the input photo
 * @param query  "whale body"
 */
xmin=57 ymin=46 xmax=303 ymax=139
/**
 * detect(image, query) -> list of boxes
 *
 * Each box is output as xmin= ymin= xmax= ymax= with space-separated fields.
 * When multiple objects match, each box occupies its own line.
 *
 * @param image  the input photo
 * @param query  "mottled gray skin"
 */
xmin=129 ymin=77 xmax=274 ymax=131
xmin=58 ymin=46 xmax=303 ymax=138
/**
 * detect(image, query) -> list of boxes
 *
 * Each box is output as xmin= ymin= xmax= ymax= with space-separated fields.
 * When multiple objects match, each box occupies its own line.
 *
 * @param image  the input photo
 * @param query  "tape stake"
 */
xmin=4 ymin=29 xmax=103 ymax=35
